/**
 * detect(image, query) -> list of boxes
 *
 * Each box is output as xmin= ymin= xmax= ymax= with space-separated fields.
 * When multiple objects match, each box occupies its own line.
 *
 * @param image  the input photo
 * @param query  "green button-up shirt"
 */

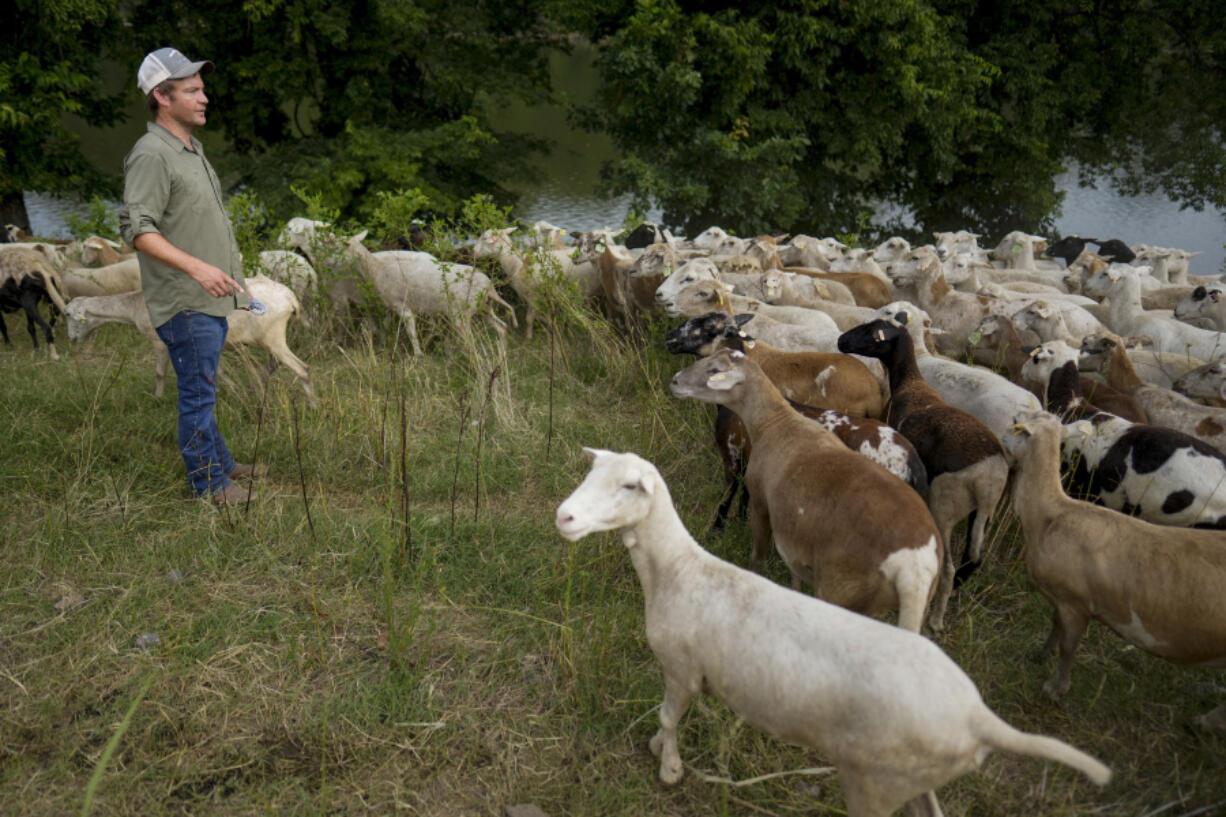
xmin=119 ymin=122 xmax=248 ymax=328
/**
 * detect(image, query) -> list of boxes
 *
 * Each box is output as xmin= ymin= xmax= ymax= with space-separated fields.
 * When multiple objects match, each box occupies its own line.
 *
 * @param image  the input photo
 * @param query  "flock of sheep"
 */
xmin=3 ymin=218 xmax=1226 ymax=815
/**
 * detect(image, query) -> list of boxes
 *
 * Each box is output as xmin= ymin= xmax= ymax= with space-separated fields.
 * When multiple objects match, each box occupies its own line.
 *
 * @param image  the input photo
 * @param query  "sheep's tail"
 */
xmin=976 ymin=711 xmax=1111 ymax=785
xmin=35 ymin=257 xmax=71 ymax=315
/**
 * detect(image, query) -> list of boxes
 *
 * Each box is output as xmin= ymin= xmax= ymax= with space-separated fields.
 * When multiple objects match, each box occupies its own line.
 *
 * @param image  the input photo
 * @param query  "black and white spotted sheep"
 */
xmin=1062 ymin=413 xmax=1226 ymax=528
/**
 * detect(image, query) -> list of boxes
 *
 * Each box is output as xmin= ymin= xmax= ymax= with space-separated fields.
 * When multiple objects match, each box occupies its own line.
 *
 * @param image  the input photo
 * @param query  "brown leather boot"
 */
xmin=229 ymin=462 xmax=268 ymax=479
xmin=211 ymin=482 xmax=252 ymax=505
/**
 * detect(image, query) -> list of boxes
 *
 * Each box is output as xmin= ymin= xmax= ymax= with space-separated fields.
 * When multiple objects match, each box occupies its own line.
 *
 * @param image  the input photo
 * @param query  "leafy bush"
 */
xmin=64 ymin=195 xmax=119 ymax=241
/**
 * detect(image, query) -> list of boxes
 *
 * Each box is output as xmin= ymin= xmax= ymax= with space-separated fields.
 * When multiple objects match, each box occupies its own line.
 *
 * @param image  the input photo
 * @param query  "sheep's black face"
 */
xmin=837 ymin=319 xmax=899 ymax=358
xmin=665 ymin=312 xmax=731 ymax=356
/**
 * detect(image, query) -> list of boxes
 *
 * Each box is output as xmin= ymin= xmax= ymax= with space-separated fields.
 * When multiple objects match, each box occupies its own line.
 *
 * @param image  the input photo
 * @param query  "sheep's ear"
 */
xmin=352 ymin=230 xmax=369 ymax=243
xmin=706 ymin=367 xmax=746 ymax=391
xmin=733 ymin=313 xmax=754 ymax=328
xmin=635 ymin=471 xmax=657 ymax=496
xmin=581 ymin=447 xmax=610 ymax=462
xmin=1212 ymin=290 xmax=1221 ymax=303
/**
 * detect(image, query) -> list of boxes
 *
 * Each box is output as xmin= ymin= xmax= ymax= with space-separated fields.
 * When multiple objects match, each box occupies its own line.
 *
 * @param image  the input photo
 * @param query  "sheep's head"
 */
xmin=670 ymin=282 xmax=731 ymax=318
xmin=872 ymin=236 xmax=911 ymax=262
xmin=632 ymin=244 xmax=675 ymax=278
xmin=1021 ymin=341 xmax=1078 ymax=388
xmin=664 ymin=312 xmax=750 ymax=356
xmin=1081 ymin=266 xmax=1123 ymax=299
xmin=1002 ymin=413 xmax=1062 ymax=460
xmin=556 ymin=448 xmax=663 ymax=543
xmin=669 ymin=348 xmax=750 ymax=405
xmin=1172 ymin=360 xmax=1226 ymax=402
xmin=837 ymin=318 xmax=905 ymax=359
xmin=64 ymin=300 xmax=97 ymax=343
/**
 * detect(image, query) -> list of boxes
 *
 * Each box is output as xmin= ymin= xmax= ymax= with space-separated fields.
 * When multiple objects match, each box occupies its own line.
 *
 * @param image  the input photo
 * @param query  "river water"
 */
xmin=26 ymin=47 xmax=1226 ymax=276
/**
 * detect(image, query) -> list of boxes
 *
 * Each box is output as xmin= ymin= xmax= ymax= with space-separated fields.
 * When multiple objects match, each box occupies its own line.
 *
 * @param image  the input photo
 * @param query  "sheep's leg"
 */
xmin=711 ymin=416 xmax=744 ymax=531
xmin=19 ymin=289 xmax=58 ymax=360
xmin=264 ymin=335 xmax=317 ymax=407
xmin=648 ymin=672 xmax=696 ymax=786
xmin=523 ymin=300 xmax=537 ymax=341
xmin=0 ymin=311 xmax=9 ymax=344
xmin=1194 ymin=703 xmax=1226 ymax=734
xmin=747 ymin=496 xmax=773 ymax=573
xmin=397 ymin=309 xmax=422 ymax=355
xmin=966 ymin=464 xmax=1008 ymax=566
xmin=1043 ymin=605 xmax=1089 ymax=700
xmin=902 ymin=791 xmax=945 ymax=817
xmin=1039 ymin=608 xmax=1063 ymax=657
xmin=485 ymin=311 xmax=509 ymax=362
xmin=895 ymin=568 xmax=934 ymax=635
xmin=839 ymin=771 xmax=908 ymax=817
xmin=925 ymin=524 xmax=956 ymax=634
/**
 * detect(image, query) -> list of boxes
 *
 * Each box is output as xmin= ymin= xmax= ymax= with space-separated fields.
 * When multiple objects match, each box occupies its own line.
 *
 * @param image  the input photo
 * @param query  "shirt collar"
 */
xmin=146 ymin=121 xmax=204 ymax=154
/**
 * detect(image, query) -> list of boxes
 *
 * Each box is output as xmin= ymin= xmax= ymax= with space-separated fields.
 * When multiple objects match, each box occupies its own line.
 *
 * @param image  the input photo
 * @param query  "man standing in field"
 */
xmin=119 ymin=47 xmax=261 ymax=505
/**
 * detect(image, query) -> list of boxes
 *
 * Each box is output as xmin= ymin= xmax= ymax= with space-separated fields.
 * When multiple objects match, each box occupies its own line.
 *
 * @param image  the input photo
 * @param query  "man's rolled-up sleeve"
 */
xmin=119 ymin=150 xmax=170 ymax=246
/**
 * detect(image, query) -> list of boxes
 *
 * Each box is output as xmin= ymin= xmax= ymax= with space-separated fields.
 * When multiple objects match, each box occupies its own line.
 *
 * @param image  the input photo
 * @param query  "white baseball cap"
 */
xmin=137 ymin=47 xmax=213 ymax=96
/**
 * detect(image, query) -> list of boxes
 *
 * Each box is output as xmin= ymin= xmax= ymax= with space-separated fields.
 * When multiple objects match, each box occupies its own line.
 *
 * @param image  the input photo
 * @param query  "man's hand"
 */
xmin=132 ymin=232 xmax=245 ymax=297
xmin=188 ymin=262 xmax=244 ymax=297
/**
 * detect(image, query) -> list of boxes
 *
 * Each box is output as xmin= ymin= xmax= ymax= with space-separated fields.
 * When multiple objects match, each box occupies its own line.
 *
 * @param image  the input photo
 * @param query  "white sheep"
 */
xmin=471 ymin=226 xmax=600 ymax=338
xmin=64 ymin=274 xmax=315 ymax=405
xmin=663 ymin=280 xmax=841 ymax=335
xmin=1084 ymin=264 xmax=1226 ymax=362
xmin=256 ymin=249 xmax=318 ymax=304
xmin=61 ymin=257 xmax=141 ymax=298
xmin=556 ymin=447 xmax=1111 ymax=816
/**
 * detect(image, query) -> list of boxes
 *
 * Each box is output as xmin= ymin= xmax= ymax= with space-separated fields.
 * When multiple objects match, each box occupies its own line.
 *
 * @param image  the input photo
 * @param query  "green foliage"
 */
xmin=225 ymin=190 xmax=272 ymax=278
xmin=0 ymin=0 xmax=125 ymax=222
xmin=109 ymin=0 xmax=568 ymax=224
xmin=64 ymin=195 xmax=120 ymax=242
xmin=369 ymin=188 xmax=430 ymax=244
xmin=575 ymin=0 xmax=1226 ymax=243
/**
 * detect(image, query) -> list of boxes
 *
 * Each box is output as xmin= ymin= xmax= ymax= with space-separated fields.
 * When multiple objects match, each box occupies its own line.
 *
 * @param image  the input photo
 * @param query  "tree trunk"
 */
xmin=1 ymin=191 xmax=30 ymax=234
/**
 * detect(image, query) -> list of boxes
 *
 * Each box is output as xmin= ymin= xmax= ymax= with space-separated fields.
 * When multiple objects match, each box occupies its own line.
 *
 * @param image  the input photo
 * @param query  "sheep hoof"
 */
xmin=1042 ymin=677 xmax=1067 ymax=701
xmin=648 ymin=732 xmax=664 ymax=758
xmin=657 ymin=759 xmax=684 ymax=786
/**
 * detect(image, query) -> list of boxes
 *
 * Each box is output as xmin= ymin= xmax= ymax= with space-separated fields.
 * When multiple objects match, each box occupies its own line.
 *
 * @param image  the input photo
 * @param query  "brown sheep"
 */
xmin=666 ymin=311 xmax=887 ymax=528
xmin=1003 ymin=413 xmax=1226 ymax=733
xmin=838 ymin=318 xmax=1010 ymax=632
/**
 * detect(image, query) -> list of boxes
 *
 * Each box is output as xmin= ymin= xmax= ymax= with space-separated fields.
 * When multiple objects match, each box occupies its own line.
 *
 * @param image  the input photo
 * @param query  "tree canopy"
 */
xmin=2 ymin=0 xmax=1223 ymax=241
xmin=0 ymin=0 xmax=127 ymax=227
xmin=578 ymin=0 xmax=1226 ymax=239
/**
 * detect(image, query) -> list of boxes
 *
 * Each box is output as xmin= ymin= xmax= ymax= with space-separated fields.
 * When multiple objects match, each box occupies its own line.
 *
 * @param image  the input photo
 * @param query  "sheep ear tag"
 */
xmin=874 ymin=329 xmax=886 ymax=341
xmin=967 ymin=328 xmax=982 ymax=345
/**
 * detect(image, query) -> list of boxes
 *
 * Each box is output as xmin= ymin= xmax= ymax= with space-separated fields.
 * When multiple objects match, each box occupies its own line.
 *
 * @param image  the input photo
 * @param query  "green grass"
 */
xmin=1 ymin=302 xmax=1223 ymax=817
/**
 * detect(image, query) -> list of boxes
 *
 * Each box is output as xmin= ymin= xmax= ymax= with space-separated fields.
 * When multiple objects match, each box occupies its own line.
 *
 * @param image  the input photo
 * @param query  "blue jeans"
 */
xmin=155 ymin=311 xmax=235 ymax=496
